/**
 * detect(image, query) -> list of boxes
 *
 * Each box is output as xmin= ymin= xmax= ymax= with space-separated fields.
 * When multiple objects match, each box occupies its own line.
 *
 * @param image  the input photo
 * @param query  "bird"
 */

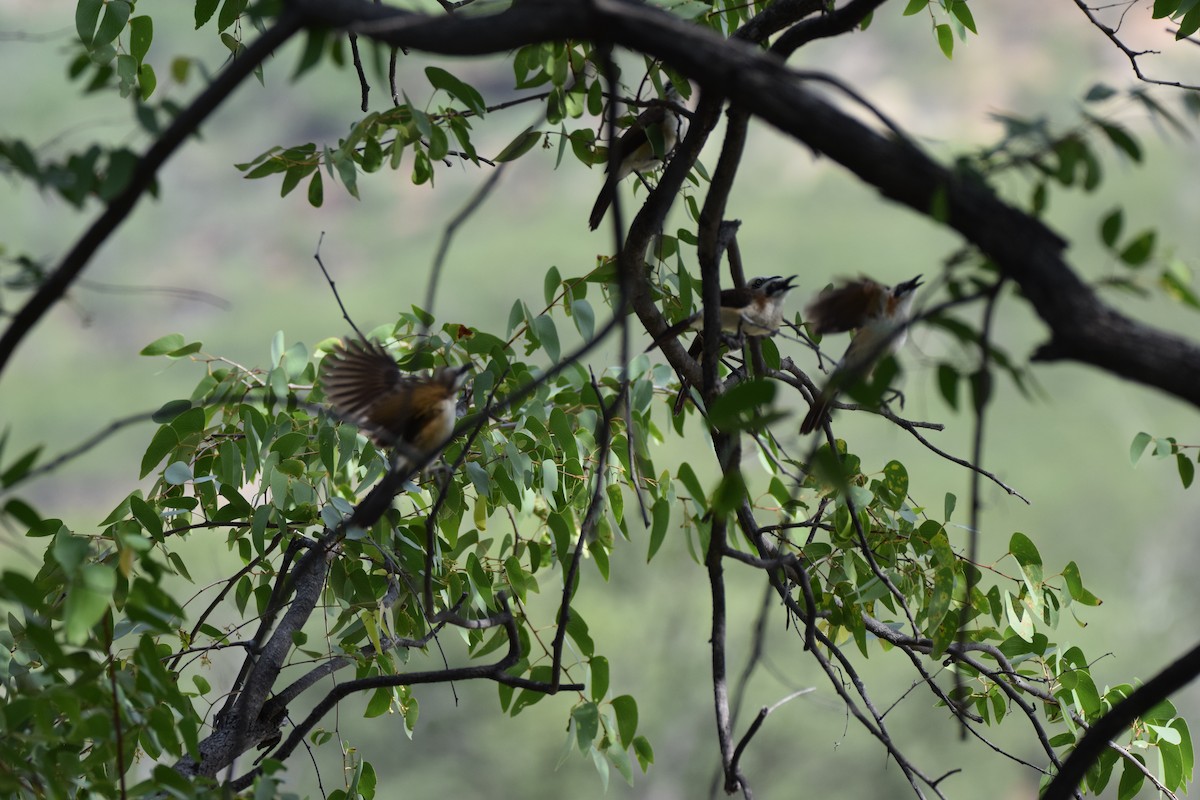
xmin=588 ymin=82 xmax=687 ymax=230
xmin=799 ymin=274 xmax=923 ymax=434
xmin=319 ymin=337 xmax=472 ymax=467
xmin=645 ymin=275 xmax=798 ymax=413
xmin=647 ymin=275 xmax=799 ymax=352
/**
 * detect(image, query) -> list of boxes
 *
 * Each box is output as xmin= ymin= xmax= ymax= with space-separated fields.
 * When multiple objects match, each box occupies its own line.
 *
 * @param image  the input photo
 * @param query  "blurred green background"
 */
xmin=2 ymin=1 xmax=1199 ymax=797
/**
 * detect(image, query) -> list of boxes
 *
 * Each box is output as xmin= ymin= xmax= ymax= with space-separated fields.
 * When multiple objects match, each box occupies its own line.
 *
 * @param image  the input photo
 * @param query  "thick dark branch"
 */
xmin=1043 ymin=640 xmax=1200 ymax=800
xmin=285 ymin=0 xmax=1200 ymax=410
xmin=240 ymin=592 xmax=579 ymax=790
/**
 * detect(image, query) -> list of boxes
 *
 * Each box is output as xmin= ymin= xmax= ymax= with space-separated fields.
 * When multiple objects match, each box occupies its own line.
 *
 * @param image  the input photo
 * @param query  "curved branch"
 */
xmin=1043 ymin=640 xmax=1200 ymax=800
xmin=285 ymin=0 xmax=1200 ymax=411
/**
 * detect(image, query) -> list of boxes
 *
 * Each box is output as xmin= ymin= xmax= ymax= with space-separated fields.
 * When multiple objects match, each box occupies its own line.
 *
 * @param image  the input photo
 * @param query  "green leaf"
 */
xmin=572 ymin=298 xmax=595 ymax=341
xmin=1160 ymin=260 xmax=1200 ymax=309
xmin=65 ymin=564 xmax=116 ymax=644
xmin=676 ymin=462 xmax=706 ymax=505
xmin=944 ymin=492 xmax=956 ymax=522
xmin=217 ymin=0 xmax=246 ymax=32
xmin=1061 ymin=561 xmax=1101 ymax=606
xmin=949 ymin=1 xmax=977 ymax=33
xmin=140 ymin=333 xmax=186 ymax=356
xmin=572 ymin=702 xmax=599 ymax=751
xmin=1177 ymin=2 xmax=1200 ymax=39
xmin=140 ymin=426 xmax=179 ymax=478
xmin=164 ymin=461 xmax=192 ymax=485
xmin=880 ymin=460 xmax=908 ymax=510
xmin=495 ymin=128 xmax=540 ymax=162
xmin=307 ymin=170 xmax=324 ymax=207
xmin=138 ymin=63 xmax=157 ymax=101
xmin=360 ymin=136 xmax=384 ymax=173
xmin=0 ymin=444 xmax=41 ymax=488
xmin=543 ymin=265 xmax=561 ymax=307
xmin=901 ymin=0 xmax=927 ymax=14
xmin=1099 ymin=123 xmax=1141 ymax=161
xmin=647 ymin=498 xmax=670 ymax=562
xmin=364 ymin=687 xmax=392 ymax=718
xmin=707 ymin=379 xmax=776 ymax=431
xmin=712 ymin=469 xmax=746 ymax=516
xmin=531 ymin=316 xmax=560 ymax=361
xmin=1152 ymin=0 xmax=1180 ymax=18
xmin=565 ymin=611 xmax=594 ymax=658
xmin=935 ymin=24 xmax=954 ymax=58
xmin=1008 ymin=532 xmax=1043 ymax=583
xmin=1129 ymin=431 xmax=1153 ymax=465
xmin=936 ymin=362 xmax=959 ymax=410
xmin=1118 ymin=230 xmax=1155 ymax=266
xmin=1172 ymin=718 xmax=1194 ymax=782
xmin=1177 ymin=452 xmax=1196 ymax=488
xmin=53 ymin=528 xmax=90 ymax=572
xmin=76 ymin=0 xmax=103 ymax=46
xmin=611 ymin=695 xmax=638 ymax=748
xmin=1116 ymin=754 xmax=1145 ymax=800
xmin=195 ymin=0 xmax=219 ymax=28
xmin=1084 ymin=83 xmax=1117 ymax=102
xmin=425 ymin=66 xmax=487 ymax=116
xmin=1100 ymin=208 xmax=1123 ymax=248
xmin=633 ymin=735 xmax=654 ymax=770
xmin=94 ymin=0 xmax=131 ymax=47
xmin=4 ymin=498 xmax=41 ymax=529
xmin=129 ymin=16 xmax=153 ymax=63
xmin=590 ymin=656 xmax=609 ymax=703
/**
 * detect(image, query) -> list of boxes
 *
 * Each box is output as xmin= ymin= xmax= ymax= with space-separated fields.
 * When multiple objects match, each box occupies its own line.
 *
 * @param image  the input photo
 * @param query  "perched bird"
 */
xmin=647 ymin=275 xmax=799 ymax=352
xmin=588 ymin=82 xmax=687 ymax=230
xmin=320 ymin=338 xmax=472 ymax=466
xmin=800 ymin=274 xmax=923 ymax=434
xmin=645 ymin=275 xmax=798 ymax=413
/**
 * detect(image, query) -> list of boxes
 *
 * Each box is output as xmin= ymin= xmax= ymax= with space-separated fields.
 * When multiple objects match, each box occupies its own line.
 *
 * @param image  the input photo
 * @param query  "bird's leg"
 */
xmin=720 ymin=331 xmax=744 ymax=352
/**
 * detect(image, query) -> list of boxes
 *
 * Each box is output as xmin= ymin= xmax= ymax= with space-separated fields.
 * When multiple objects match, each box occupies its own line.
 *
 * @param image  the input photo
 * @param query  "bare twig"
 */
xmin=314 ymin=232 xmax=366 ymax=340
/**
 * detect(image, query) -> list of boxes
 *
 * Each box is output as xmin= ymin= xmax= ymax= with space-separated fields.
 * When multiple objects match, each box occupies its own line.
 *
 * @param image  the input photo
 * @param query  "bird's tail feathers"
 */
xmin=588 ymin=183 xmax=615 ymax=230
xmin=800 ymin=387 xmax=832 ymax=435
xmin=645 ymin=314 xmax=700 ymax=353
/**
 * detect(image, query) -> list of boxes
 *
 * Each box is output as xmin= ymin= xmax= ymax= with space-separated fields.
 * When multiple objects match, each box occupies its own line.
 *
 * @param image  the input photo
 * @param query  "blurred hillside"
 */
xmin=1 ymin=1 xmax=1199 ymax=797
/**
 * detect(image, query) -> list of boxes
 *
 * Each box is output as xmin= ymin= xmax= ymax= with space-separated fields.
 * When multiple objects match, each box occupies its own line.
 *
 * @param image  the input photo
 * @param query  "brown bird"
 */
xmin=320 ymin=338 xmax=472 ymax=464
xmin=800 ymin=274 xmax=922 ymax=434
xmin=647 ymin=275 xmax=798 ymax=352
xmin=589 ymin=82 xmax=687 ymax=230
xmin=646 ymin=275 xmax=798 ymax=413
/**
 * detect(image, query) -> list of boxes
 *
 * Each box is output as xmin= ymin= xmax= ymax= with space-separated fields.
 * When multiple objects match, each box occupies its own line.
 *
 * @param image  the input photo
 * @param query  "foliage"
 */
xmin=1 ymin=0 xmax=1200 ymax=799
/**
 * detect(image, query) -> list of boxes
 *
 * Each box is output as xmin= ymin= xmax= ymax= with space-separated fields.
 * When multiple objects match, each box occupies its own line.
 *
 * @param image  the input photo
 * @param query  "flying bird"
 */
xmin=320 ymin=338 xmax=472 ymax=468
xmin=800 ymin=274 xmax=922 ymax=434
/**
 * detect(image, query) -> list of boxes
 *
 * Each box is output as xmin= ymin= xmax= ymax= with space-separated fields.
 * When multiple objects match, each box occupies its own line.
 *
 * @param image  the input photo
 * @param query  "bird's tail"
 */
xmin=588 ymin=183 xmax=615 ymax=230
xmin=645 ymin=314 xmax=700 ymax=353
xmin=670 ymin=334 xmax=705 ymax=414
xmin=800 ymin=387 xmax=833 ymax=434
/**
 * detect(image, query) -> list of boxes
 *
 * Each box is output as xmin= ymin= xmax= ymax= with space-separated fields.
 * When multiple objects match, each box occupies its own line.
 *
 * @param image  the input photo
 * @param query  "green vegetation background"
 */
xmin=1 ymin=1 xmax=1197 ymax=796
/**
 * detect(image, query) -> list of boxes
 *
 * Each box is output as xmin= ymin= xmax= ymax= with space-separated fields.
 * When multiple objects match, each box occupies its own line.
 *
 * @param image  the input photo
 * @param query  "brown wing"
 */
xmin=320 ymin=338 xmax=406 ymax=432
xmin=804 ymin=280 xmax=880 ymax=335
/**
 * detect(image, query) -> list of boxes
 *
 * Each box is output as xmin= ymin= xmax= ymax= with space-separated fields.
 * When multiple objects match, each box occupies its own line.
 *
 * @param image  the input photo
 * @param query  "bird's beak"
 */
xmin=780 ymin=275 xmax=799 ymax=290
xmin=897 ymin=274 xmax=923 ymax=294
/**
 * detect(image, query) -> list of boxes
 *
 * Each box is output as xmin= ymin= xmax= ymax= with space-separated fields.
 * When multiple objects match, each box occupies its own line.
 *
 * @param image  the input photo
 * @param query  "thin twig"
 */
xmin=314 ymin=232 xmax=365 ymax=340
xmin=956 ymin=279 xmax=1004 ymax=736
